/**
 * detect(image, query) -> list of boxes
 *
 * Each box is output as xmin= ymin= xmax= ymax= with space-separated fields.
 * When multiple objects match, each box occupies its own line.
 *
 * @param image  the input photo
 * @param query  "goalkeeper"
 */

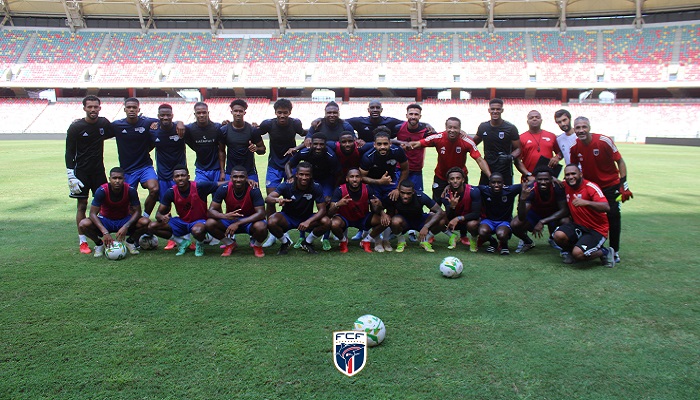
xmin=65 ymin=95 xmax=114 ymax=255
xmin=569 ymin=116 xmax=632 ymax=264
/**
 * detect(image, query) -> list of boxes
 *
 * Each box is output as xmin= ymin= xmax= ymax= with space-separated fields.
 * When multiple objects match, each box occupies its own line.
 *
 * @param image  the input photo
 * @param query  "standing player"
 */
xmin=265 ymin=162 xmax=330 ymax=255
xmin=328 ymin=168 xmax=389 ymax=253
xmin=511 ymin=165 xmax=569 ymax=253
xmin=409 ymin=117 xmax=490 ymax=203
xmin=306 ymin=101 xmax=355 ymax=143
xmin=382 ymin=180 xmax=446 ymax=253
xmin=442 ymin=167 xmax=482 ymax=251
xmin=221 ymin=99 xmax=266 ymax=182
xmin=514 ymin=110 xmax=563 ymax=182
xmin=391 ymin=103 xmax=432 ymax=191
xmin=111 ymin=97 xmax=164 ymax=218
xmin=346 ymin=100 xmax=403 ymax=145
xmin=570 ymin=117 xmax=632 ymax=263
xmin=205 ymin=165 xmax=267 ymax=258
xmin=477 ymin=173 xmax=522 ymax=255
xmin=79 ymin=167 xmax=150 ymax=257
xmin=184 ymin=102 xmax=226 ymax=183
xmin=553 ymin=164 xmax=615 ymax=267
xmin=148 ymin=165 xmax=221 ymax=257
xmin=150 ymin=103 xmax=188 ymax=250
xmin=473 ymin=98 xmax=522 ymax=185
xmin=65 ymin=95 xmax=114 ymax=254
xmin=554 ymin=109 xmax=577 ymax=165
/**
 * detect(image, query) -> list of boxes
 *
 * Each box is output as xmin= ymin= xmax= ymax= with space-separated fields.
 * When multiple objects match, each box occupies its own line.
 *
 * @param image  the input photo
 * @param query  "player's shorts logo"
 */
xmin=333 ymin=331 xmax=367 ymax=377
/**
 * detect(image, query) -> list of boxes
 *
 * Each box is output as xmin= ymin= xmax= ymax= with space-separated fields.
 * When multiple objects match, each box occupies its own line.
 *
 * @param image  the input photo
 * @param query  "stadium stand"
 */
xmin=26 ymin=31 xmax=101 ymax=63
xmin=385 ymin=32 xmax=452 ymax=62
xmin=529 ymin=30 xmax=598 ymax=83
xmin=100 ymin=32 xmax=173 ymax=63
xmin=173 ymin=33 xmax=243 ymax=64
xmin=244 ymin=34 xmax=314 ymax=63
xmin=315 ymin=32 xmax=383 ymax=62
xmin=0 ymin=30 xmax=31 ymax=65
xmin=602 ymin=27 xmax=676 ymax=83
xmin=0 ymin=98 xmax=49 ymax=133
xmin=679 ymin=24 xmax=700 ymax=81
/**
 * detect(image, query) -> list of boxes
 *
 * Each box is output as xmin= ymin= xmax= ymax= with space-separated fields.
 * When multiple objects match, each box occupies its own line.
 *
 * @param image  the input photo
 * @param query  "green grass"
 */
xmin=1 ymin=141 xmax=699 ymax=399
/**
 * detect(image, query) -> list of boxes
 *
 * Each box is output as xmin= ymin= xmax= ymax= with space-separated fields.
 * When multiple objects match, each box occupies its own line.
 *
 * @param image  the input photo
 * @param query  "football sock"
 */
xmin=170 ymin=236 xmax=184 ymax=244
xmin=397 ymin=234 xmax=406 ymax=244
xmin=95 ymin=239 xmax=103 ymax=246
xmin=306 ymin=232 xmax=319 ymax=244
xmin=79 ymin=235 xmax=87 ymax=244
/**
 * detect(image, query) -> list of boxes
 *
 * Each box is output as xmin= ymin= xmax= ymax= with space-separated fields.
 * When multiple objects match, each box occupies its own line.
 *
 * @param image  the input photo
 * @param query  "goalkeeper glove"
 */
xmin=67 ymin=168 xmax=84 ymax=195
xmin=617 ymin=176 xmax=633 ymax=202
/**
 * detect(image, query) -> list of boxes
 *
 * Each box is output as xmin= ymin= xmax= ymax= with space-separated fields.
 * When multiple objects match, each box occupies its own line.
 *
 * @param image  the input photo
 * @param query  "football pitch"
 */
xmin=1 ymin=140 xmax=699 ymax=399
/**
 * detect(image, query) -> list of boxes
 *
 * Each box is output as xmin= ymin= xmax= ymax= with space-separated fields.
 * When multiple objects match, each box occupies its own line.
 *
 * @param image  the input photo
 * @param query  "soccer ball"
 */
xmin=138 ymin=234 xmax=159 ymax=250
xmin=353 ymin=314 xmax=386 ymax=347
xmin=104 ymin=241 xmax=127 ymax=260
xmin=439 ymin=256 xmax=463 ymax=278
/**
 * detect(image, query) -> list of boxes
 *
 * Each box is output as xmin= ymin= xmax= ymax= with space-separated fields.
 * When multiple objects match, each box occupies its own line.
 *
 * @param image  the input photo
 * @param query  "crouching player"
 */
xmin=552 ymin=164 xmax=615 ymax=267
xmin=442 ymin=167 xmax=482 ymax=252
xmin=148 ymin=165 xmax=221 ymax=256
xmin=477 ymin=173 xmax=521 ymax=255
xmin=205 ymin=165 xmax=267 ymax=257
xmin=328 ymin=168 xmax=390 ymax=253
xmin=511 ymin=165 xmax=569 ymax=254
xmin=382 ymin=180 xmax=446 ymax=253
xmin=265 ymin=162 xmax=330 ymax=255
xmin=79 ymin=167 xmax=150 ymax=257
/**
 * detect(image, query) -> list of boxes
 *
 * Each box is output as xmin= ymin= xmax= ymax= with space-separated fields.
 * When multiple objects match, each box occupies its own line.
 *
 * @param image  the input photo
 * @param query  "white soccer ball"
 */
xmin=439 ymin=256 xmax=463 ymax=278
xmin=104 ymin=241 xmax=127 ymax=260
xmin=138 ymin=235 xmax=159 ymax=250
xmin=353 ymin=314 xmax=386 ymax=347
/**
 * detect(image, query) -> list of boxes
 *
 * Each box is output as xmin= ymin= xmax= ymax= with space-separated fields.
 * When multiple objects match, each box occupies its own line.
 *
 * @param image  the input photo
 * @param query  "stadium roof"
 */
xmin=2 ymin=0 xmax=700 ymax=33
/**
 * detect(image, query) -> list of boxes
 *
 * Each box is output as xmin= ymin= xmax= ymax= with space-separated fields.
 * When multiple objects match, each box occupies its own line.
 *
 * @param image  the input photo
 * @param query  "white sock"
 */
xmin=170 ymin=236 xmax=184 ymax=244
xmin=253 ymin=240 xmax=262 ymax=246
xmin=425 ymin=232 xmax=435 ymax=242
xmin=79 ymin=235 xmax=87 ymax=244
xmin=306 ymin=232 xmax=319 ymax=244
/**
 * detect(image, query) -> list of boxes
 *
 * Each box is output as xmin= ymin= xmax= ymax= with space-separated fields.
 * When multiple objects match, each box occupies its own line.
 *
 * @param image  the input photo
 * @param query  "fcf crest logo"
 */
xmin=333 ymin=331 xmax=367 ymax=377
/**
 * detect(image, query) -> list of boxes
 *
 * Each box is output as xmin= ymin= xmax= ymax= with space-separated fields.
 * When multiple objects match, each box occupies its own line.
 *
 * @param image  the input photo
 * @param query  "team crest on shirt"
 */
xmin=169 ymin=135 xmax=179 ymax=141
xmin=544 ymin=137 xmax=551 ymax=141
xmin=135 ymin=127 xmax=146 ymax=134
xmin=502 ymin=196 xmax=508 ymax=202
xmin=386 ymin=160 xmax=397 ymax=166
xmin=99 ymin=128 xmax=104 ymax=136
xmin=593 ymin=149 xmax=600 ymax=156
xmin=456 ymin=147 xmax=462 ymax=153
xmin=303 ymin=194 xmax=313 ymax=200
xmin=499 ymin=132 xmax=505 ymax=139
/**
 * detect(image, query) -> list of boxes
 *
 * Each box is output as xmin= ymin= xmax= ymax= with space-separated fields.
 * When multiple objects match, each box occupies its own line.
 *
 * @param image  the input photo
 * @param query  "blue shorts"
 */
xmin=158 ymin=179 xmax=176 ymax=203
xmin=195 ymin=168 xmax=222 ymax=183
xmin=125 ymin=166 xmax=158 ymax=186
xmin=98 ymin=215 xmax=132 ymax=233
xmin=278 ymin=211 xmax=307 ymax=231
xmin=266 ymin=167 xmax=287 ymax=189
xmin=169 ymin=217 xmax=207 ymax=237
xmin=481 ymin=219 xmax=511 ymax=232
xmin=316 ymin=177 xmax=336 ymax=199
xmin=225 ymin=173 xmax=259 ymax=183
xmin=338 ymin=213 xmax=373 ymax=231
xmin=370 ymin=183 xmax=398 ymax=202
xmin=525 ymin=210 xmax=558 ymax=232
xmin=400 ymin=213 xmax=429 ymax=233
xmin=406 ymin=171 xmax=424 ymax=192
xmin=220 ymin=219 xmax=266 ymax=235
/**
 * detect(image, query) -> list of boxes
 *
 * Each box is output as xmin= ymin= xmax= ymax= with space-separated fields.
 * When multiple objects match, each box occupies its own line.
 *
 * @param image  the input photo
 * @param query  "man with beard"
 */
xmin=554 ymin=109 xmax=577 ymax=165
xmin=327 ymin=131 xmax=374 ymax=177
xmin=442 ymin=167 xmax=482 ymax=252
xmin=511 ymin=165 xmax=569 ymax=254
xmin=328 ymin=169 xmax=389 ymax=253
xmin=148 ymin=165 xmax=222 ymax=257
xmin=265 ymin=162 xmax=330 ymax=255
xmin=473 ymin=98 xmax=522 ymax=185
xmin=390 ymin=103 xmax=432 ymax=191
xmin=553 ymin=164 xmax=615 ymax=267
xmin=409 ymin=117 xmax=490 ymax=203
xmin=515 ymin=110 xmax=563 ymax=183
xmin=359 ymin=127 xmax=409 ymax=252
xmin=569 ymin=116 xmax=632 ymax=263
xmin=205 ymin=165 xmax=267 ymax=258
xmin=66 ymin=95 xmax=114 ymax=254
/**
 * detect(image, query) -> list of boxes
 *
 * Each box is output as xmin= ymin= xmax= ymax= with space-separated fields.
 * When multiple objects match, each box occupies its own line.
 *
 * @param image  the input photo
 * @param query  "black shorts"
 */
xmin=555 ymin=223 xmax=607 ymax=256
xmin=69 ymin=169 xmax=107 ymax=199
xmin=432 ymin=176 xmax=448 ymax=204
